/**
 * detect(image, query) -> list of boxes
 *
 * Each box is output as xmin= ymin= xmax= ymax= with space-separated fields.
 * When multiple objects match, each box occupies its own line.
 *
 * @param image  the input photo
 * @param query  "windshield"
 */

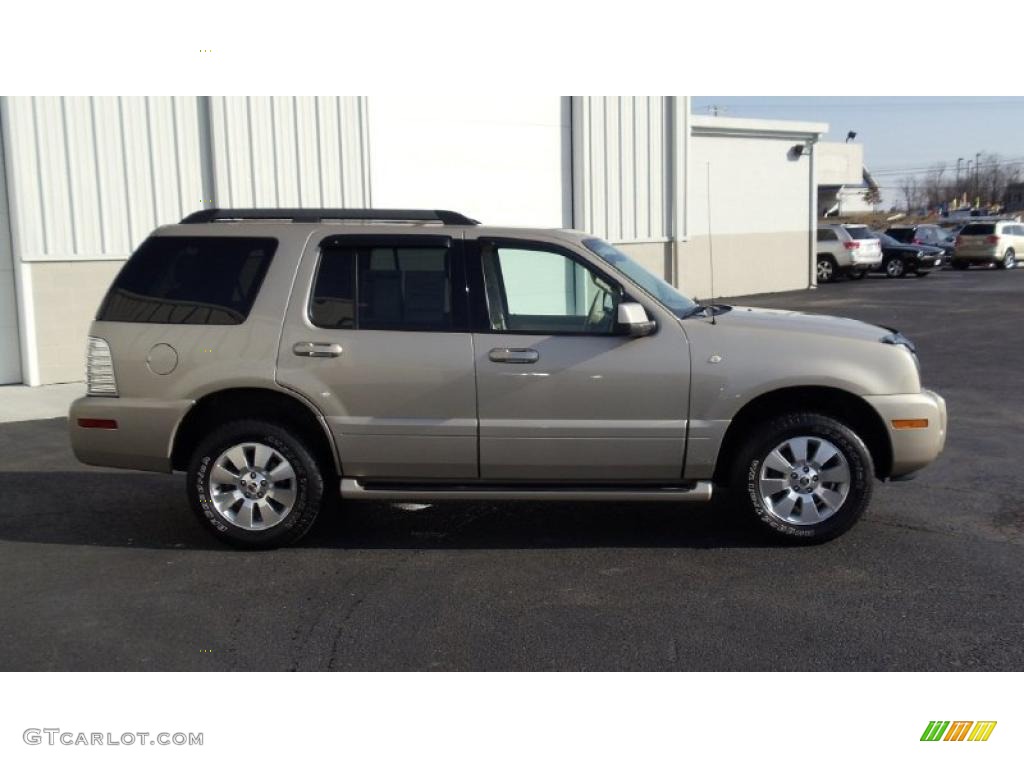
xmin=582 ymin=238 xmax=697 ymax=318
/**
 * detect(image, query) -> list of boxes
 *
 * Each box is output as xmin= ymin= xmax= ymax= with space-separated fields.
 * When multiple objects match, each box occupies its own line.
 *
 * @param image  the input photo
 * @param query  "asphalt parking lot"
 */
xmin=1 ymin=267 xmax=1022 ymax=671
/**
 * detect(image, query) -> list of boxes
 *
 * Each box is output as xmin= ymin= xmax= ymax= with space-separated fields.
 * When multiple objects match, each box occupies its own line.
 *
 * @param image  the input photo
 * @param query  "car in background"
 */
xmin=816 ymin=224 xmax=883 ymax=282
xmin=952 ymin=221 xmax=1024 ymax=269
xmin=885 ymin=224 xmax=956 ymax=264
xmin=870 ymin=231 xmax=945 ymax=278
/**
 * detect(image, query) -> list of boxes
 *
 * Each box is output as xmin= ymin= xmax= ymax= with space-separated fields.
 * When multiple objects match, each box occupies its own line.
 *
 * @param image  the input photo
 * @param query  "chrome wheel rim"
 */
xmin=886 ymin=259 xmax=903 ymax=277
xmin=758 ymin=436 xmax=851 ymax=526
xmin=209 ymin=442 xmax=297 ymax=530
xmin=1006 ymin=252 xmax=1016 ymax=268
xmin=817 ymin=260 xmax=833 ymax=281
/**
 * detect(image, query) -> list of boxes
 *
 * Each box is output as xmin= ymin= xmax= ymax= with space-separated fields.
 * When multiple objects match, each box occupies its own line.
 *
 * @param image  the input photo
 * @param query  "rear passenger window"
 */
xmin=311 ymin=241 xmax=462 ymax=331
xmin=816 ymin=229 xmax=837 ymax=242
xmin=98 ymin=237 xmax=276 ymax=324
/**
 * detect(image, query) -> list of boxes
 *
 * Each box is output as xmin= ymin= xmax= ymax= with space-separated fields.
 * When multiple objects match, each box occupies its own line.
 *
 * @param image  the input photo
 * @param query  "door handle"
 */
xmin=293 ymin=341 xmax=343 ymax=358
xmin=488 ymin=347 xmax=539 ymax=364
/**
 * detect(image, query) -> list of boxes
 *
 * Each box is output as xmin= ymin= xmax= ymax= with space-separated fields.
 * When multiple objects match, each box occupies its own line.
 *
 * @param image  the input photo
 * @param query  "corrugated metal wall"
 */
xmin=2 ymin=96 xmax=204 ymax=260
xmin=574 ymin=96 xmax=669 ymax=242
xmin=209 ymin=97 xmax=370 ymax=209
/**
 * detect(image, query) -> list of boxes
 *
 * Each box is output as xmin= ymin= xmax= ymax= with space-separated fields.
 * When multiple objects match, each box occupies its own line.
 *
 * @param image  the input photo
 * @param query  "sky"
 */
xmin=691 ymin=97 xmax=1024 ymax=206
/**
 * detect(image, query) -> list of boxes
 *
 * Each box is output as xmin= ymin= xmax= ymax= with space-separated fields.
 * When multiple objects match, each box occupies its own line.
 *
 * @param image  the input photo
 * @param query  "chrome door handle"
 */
xmin=488 ymin=347 xmax=539 ymax=364
xmin=293 ymin=342 xmax=343 ymax=358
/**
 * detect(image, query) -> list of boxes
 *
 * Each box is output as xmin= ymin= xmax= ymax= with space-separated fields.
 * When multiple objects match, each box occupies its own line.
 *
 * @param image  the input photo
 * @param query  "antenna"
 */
xmin=706 ymin=161 xmax=717 ymax=325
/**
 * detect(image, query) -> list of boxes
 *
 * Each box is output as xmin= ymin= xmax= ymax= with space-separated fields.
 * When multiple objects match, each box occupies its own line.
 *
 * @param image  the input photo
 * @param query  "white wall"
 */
xmin=0 ymin=130 xmax=20 ymax=383
xmin=574 ymin=96 xmax=669 ymax=242
xmin=367 ymin=96 xmax=564 ymax=227
xmin=209 ymin=97 xmax=370 ymax=208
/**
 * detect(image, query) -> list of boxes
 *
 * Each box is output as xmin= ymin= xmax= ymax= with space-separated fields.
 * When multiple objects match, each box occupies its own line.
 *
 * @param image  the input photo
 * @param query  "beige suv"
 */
xmin=952 ymin=220 xmax=1023 ymax=269
xmin=70 ymin=209 xmax=947 ymax=548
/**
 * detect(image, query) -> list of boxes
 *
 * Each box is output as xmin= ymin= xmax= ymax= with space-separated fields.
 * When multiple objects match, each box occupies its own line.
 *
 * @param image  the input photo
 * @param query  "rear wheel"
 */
xmin=998 ymin=249 xmax=1016 ymax=269
xmin=187 ymin=419 xmax=326 ymax=549
xmin=730 ymin=412 xmax=874 ymax=542
xmin=817 ymin=256 xmax=837 ymax=283
xmin=883 ymin=257 xmax=905 ymax=278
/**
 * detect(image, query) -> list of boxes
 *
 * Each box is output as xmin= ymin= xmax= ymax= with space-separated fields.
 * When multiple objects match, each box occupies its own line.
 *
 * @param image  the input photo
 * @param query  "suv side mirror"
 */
xmin=617 ymin=302 xmax=656 ymax=337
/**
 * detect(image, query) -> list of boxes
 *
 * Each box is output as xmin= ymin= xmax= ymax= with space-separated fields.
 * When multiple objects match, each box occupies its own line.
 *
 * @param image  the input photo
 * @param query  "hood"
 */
xmin=883 ymin=242 xmax=944 ymax=256
xmin=708 ymin=306 xmax=889 ymax=343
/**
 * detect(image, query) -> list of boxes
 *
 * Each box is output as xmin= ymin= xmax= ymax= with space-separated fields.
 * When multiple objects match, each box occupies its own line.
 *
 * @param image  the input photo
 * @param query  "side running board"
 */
xmin=340 ymin=479 xmax=713 ymax=503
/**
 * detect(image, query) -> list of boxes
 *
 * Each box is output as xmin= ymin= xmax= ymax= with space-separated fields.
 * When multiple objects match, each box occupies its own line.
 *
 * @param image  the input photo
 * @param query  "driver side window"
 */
xmin=481 ymin=243 xmax=621 ymax=334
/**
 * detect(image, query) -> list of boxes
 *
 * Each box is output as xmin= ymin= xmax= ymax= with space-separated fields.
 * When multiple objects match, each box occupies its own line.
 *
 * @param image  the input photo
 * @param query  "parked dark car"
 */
xmin=885 ymin=224 xmax=956 ymax=264
xmin=871 ymin=231 xmax=945 ymax=278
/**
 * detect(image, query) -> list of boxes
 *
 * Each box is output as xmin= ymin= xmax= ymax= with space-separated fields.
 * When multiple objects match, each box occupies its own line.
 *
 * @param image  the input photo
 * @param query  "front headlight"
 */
xmin=86 ymin=336 xmax=119 ymax=396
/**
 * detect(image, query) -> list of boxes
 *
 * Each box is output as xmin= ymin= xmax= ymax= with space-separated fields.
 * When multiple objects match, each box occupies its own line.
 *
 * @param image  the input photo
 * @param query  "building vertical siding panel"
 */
xmin=35 ymin=97 xmax=75 ymax=256
xmin=90 ymin=98 xmax=132 ymax=255
xmin=3 ymin=98 xmax=46 ymax=258
xmin=62 ymin=97 xmax=104 ymax=256
xmin=173 ymin=97 xmax=204 ymax=215
xmin=574 ymin=96 xmax=669 ymax=243
xmin=209 ymin=96 xmax=370 ymax=210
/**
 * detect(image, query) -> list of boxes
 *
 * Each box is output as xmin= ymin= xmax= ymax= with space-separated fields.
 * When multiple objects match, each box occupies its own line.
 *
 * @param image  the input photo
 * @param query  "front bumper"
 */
xmin=69 ymin=396 xmax=194 ymax=472
xmin=863 ymin=389 xmax=947 ymax=477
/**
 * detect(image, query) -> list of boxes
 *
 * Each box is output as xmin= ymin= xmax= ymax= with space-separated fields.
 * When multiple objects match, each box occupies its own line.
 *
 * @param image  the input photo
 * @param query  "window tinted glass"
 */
xmin=844 ymin=226 xmax=873 ymax=240
xmin=816 ymin=229 xmax=838 ymax=242
xmin=960 ymin=224 xmax=995 ymax=235
xmin=482 ymin=243 xmax=621 ymax=334
xmin=885 ymin=228 xmax=913 ymax=242
xmin=98 ymin=237 xmax=276 ymax=324
xmin=311 ymin=242 xmax=458 ymax=331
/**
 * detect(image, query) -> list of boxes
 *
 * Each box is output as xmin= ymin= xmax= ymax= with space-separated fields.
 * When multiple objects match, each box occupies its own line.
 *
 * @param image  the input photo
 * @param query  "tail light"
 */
xmin=986 ymin=235 xmax=999 ymax=244
xmin=86 ymin=336 xmax=119 ymax=397
xmin=843 ymin=241 xmax=859 ymax=250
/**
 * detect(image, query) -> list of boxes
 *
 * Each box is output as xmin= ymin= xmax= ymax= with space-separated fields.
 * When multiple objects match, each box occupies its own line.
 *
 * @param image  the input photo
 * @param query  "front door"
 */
xmin=277 ymin=232 xmax=478 ymax=479
xmin=469 ymin=238 xmax=690 ymax=481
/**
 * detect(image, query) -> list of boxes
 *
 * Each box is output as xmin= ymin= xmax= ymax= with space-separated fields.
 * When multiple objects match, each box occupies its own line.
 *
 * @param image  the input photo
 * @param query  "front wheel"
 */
xmin=731 ymin=412 xmax=874 ymax=542
xmin=187 ymin=419 xmax=326 ymax=549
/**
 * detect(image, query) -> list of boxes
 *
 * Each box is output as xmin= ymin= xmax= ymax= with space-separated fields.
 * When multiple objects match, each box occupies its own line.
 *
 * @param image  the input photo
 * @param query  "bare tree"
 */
xmin=898 ymin=176 xmax=921 ymax=212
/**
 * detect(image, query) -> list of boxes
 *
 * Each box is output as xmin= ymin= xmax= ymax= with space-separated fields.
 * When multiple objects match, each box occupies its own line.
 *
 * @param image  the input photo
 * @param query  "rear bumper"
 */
xmin=955 ymin=248 xmax=1000 ymax=261
xmin=863 ymin=389 xmax=947 ymax=477
xmin=69 ymin=396 xmax=194 ymax=472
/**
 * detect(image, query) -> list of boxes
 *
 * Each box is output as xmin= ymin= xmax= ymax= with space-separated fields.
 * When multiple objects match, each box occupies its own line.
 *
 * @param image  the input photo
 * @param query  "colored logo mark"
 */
xmin=921 ymin=721 xmax=997 ymax=742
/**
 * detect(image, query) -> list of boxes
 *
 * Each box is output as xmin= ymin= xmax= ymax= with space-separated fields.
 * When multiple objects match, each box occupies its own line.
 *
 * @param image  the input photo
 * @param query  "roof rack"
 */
xmin=180 ymin=208 xmax=480 ymax=226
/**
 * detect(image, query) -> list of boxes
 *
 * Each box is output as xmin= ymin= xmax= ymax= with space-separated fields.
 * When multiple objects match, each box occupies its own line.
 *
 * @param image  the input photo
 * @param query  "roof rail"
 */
xmin=180 ymin=208 xmax=479 ymax=225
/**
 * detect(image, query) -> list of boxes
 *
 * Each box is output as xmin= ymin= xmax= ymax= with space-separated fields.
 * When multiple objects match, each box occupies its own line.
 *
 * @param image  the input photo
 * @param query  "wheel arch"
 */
xmin=711 ymin=385 xmax=893 ymax=483
xmin=171 ymin=387 xmax=340 ymax=476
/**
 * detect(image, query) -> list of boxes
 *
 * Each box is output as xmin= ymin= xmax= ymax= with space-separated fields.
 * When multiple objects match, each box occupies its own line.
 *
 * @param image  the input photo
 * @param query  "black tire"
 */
xmin=730 ymin=412 xmax=874 ymax=543
xmin=187 ymin=419 xmax=326 ymax=549
xmin=952 ymin=260 xmax=969 ymax=270
xmin=816 ymin=255 xmax=837 ymax=284
xmin=997 ymin=249 xmax=1015 ymax=270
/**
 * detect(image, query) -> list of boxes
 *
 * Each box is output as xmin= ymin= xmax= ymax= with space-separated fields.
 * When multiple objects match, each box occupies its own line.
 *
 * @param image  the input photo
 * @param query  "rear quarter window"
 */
xmin=98 ymin=236 xmax=277 ymax=324
xmin=844 ymin=226 xmax=874 ymax=240
xmin=959 ymin=224 xmax=995 ymax=236
xmin=886 ymin=228 xmax=913 ymax=242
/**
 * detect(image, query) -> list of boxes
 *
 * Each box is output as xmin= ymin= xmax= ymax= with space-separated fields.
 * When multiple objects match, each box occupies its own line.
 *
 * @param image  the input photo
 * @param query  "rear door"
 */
xmin=276 ymin=232 xmax=478 ymax=479
xmin=468 ymin=237 xmax=690 ymax=481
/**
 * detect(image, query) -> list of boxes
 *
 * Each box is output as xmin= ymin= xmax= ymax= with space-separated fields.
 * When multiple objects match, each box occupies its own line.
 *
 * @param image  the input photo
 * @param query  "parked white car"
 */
xmin=816 ymin=225 xmax=883 ymax=282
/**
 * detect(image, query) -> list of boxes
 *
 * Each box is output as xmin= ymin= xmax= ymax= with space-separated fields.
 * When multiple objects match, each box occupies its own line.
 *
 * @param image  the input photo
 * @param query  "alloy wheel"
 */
xmin=208 ymin=442 xmax=297 ymax=530
xmin=817 ymin=259 xmax=833 ymax=282
xmin=758 ymin=436 xmax=851 ymax=526
xmin=885 ymin=258 xmax=904 ymax=278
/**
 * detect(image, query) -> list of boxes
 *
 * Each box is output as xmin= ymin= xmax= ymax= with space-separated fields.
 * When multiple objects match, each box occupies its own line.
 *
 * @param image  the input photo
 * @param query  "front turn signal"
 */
xmin=891 ymin=419 xmax=929 ymax=430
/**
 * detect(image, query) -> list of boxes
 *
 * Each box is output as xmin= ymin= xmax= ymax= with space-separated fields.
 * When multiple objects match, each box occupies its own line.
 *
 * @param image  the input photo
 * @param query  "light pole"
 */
xmin=975 ymin=151 xmax=981 ymax=204
xmin=956 ymin=157 xmax=962 ymax=203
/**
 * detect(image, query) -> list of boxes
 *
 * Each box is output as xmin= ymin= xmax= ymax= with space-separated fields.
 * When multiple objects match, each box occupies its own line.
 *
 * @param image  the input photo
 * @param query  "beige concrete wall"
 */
xmin=677 ymin=231 xmax=811 ymax=300
xmin=27 ymin=261 xmax=121 ymax=384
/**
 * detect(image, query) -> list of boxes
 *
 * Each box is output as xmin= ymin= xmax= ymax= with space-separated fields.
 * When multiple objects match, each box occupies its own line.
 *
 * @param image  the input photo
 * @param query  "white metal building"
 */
xmin=0 ymin=96 xmax=827 ymax=386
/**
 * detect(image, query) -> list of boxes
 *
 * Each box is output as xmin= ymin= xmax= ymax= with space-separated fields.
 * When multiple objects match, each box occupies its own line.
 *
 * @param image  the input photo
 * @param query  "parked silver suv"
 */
xmin=70 ymin=209 xmax=947 ymax=548
xmin=816 ymin=224 xmax=883 ymax=282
